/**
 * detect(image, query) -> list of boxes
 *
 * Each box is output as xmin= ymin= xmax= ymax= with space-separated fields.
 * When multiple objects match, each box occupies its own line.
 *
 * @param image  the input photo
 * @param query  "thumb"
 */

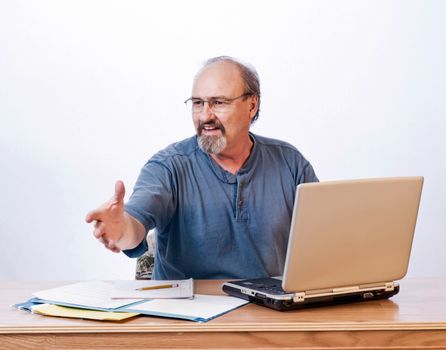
xmin=113 ymin=180 xmax=126 ymax=204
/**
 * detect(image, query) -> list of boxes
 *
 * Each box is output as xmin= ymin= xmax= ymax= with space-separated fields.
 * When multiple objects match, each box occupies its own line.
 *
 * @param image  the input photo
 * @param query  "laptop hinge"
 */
xmin=292 ymin=282 xmax=396 ymax=302
xmin=293 ymin=292 xmax=306 ymax=303
xmin=384 ymin=282 xmax=395 ymax=291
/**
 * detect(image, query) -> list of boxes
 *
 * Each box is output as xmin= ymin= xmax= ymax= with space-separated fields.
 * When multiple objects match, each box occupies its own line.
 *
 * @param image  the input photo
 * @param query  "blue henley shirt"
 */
xmin=123 ymin=133 xmax=318 ymax=279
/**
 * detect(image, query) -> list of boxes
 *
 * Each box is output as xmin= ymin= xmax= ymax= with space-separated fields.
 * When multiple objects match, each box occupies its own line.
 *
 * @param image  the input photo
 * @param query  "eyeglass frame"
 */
xmin=183 ymin=93 xmax=253 ymax=113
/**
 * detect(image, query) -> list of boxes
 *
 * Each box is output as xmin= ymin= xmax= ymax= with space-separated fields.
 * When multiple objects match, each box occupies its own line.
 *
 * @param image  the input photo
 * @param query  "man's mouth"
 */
xmin=202 ymin=125 xmax=220 ymax=132
xmin=198 ymin=121 xmax=225 ymax=136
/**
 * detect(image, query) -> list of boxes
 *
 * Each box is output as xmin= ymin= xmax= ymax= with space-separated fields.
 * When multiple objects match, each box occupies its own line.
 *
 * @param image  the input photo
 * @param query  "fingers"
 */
xmin=93 ymin=220 xmax=106 ymax=239
xmin=93 ymin=221 xmax=121 ymax=253
xmin=107 ymin=243 xmax=121 ymax=254
xmin=87 ymin=180 xmax=126 ymax=222
xmin=113 ymin=180 xmax=126 ymax=204
xmin=101 ymin=237 xmax=121 ymax=253
xmin=94 ymin=222 xmax=118 ymax=248
xmin=85 ymin=210 xmax=99 ymax=223
xmin=99 ymin=238 xmax=121 ymax=253
xmin=86 ymin=180 xmax=125 ymax=254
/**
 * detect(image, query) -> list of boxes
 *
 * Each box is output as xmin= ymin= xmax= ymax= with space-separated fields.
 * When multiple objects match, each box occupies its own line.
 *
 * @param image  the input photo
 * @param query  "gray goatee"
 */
xmin=197 ymin=119 xmax=227 ymax=154
xmin=197 ymin=134 xmax=227 ymax=154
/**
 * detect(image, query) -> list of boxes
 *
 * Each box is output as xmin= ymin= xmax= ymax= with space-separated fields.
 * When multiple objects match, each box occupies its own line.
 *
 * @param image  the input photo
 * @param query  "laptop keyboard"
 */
xmin=239 ymin=278 xmax=289 ymax=295
xmin=258 ymin=284 xmax=288 ymax=295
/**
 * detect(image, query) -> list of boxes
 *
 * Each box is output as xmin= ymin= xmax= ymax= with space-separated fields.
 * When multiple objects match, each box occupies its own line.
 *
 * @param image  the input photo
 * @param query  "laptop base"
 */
xmin=223 ymin=278 xmax=400 ymax=311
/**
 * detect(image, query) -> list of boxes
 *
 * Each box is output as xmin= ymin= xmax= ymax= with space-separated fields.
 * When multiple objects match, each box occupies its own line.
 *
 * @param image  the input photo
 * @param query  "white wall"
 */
xmin=1 ymin=0 xmax=445 ymax=280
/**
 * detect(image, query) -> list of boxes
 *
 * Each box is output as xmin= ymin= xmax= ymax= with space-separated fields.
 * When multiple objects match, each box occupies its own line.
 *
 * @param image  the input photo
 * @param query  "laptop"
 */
xmin=222 ymin=176 xmax=424 ymax=311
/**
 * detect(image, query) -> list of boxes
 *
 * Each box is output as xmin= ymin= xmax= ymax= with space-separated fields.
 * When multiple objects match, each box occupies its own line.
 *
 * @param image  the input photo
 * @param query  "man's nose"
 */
xmin=198 ymin=102 xmax=215 ymax=122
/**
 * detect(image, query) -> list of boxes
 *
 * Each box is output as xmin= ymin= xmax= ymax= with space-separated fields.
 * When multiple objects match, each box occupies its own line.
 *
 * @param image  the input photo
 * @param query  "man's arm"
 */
xmin=85 ymin=180 xmax=146 ymax=253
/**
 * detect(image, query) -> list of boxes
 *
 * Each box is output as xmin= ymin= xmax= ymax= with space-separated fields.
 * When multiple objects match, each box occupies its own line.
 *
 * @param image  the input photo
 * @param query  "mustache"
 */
xmin=197 ymin=119 xmax=226 ymax=135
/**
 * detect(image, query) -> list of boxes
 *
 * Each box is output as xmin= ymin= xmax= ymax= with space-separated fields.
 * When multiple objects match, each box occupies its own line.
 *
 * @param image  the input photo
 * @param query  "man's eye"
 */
xmin=213 ymin=99 xmax=227 ymax=105
xmin=192 ymin=100 xmax=203 ymax=106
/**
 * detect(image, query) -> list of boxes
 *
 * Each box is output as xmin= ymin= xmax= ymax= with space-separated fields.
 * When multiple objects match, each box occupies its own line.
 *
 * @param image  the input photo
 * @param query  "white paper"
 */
xmin=123 ymin=294 xmax=249 ymax=321
xmin=33 ymin=281 xmax=142 ymax=310
xmin=111 ymin=278 xmax=193 ymax=299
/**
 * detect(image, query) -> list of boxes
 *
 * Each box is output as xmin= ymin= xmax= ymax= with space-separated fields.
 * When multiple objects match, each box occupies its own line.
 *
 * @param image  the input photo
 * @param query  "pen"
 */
xmin=136 ymin=283 xmax=179 ymax=291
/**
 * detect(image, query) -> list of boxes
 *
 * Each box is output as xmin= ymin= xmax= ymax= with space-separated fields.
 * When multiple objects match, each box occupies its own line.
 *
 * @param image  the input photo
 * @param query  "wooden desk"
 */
xmin=1 ymin=278 xmax=445 ymax=349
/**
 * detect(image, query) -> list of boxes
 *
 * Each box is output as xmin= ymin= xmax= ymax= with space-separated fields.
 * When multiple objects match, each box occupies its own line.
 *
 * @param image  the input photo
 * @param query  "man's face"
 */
xmin=191 ymin=62 xmax=257 ymax=155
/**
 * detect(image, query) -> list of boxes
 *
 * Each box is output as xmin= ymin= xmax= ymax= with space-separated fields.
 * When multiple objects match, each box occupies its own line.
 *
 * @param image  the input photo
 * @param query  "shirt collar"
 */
xmin=196 ymin=133 xmax=258 ymax=184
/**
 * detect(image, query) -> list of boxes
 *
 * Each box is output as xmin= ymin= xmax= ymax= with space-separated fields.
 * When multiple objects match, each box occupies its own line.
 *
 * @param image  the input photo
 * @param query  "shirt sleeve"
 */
xmin=122 ymin=160 xmax=176 ymax=258
xmin=302 ymin=162 xmax=319 ymax=183
xmin=289 ymin=148 xmax=319 ymax=185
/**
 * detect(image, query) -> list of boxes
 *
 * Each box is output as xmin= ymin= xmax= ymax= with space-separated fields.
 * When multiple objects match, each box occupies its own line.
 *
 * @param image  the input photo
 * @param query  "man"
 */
xmin=86 ymin=56 xmax=318 ymax=279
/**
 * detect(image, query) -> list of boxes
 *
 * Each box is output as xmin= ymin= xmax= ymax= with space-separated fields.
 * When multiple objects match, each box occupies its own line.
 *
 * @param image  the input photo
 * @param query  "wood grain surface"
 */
xmin=1 ymin=278 xmax=445 ymax=349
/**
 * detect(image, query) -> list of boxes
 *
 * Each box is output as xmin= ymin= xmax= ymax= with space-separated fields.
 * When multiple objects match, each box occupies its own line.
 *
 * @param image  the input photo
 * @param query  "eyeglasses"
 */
xmin=184 ymin=93 xmax=251 ymax=114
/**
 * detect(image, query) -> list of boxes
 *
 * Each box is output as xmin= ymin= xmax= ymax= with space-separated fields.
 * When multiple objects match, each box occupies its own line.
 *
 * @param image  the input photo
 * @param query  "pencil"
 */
xmin=136 ymin=283 xmax=179 ymax=291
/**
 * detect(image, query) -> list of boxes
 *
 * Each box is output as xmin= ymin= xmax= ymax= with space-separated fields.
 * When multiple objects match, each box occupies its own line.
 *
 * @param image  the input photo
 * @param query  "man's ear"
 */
xmin=249 ymin=95 xmax=259 ymax=119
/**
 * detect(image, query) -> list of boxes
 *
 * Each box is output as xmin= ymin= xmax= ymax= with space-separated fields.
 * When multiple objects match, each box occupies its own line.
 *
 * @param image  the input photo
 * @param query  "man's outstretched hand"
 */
xmin=86 ymin=180 xmax=127 ymax=253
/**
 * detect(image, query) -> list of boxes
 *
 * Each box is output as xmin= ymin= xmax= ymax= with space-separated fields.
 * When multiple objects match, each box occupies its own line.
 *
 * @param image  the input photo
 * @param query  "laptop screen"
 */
xmin=282 ymin=177 xmax=423 ymax=293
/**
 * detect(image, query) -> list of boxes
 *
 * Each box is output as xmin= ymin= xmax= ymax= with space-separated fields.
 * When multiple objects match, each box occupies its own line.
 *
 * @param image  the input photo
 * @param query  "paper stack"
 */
xmin=14 ymin=279 xmax=248 ymax=322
